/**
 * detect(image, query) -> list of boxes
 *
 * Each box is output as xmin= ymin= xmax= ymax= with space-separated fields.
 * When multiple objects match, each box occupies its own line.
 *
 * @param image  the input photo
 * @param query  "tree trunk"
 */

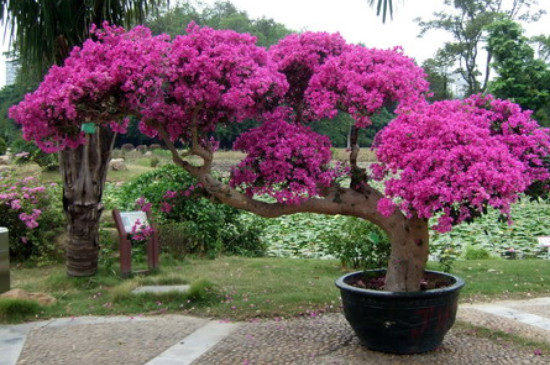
xmin=384 ymin=216 xmax=430 ymax=292
xmin=59 ymin=126 xmax=116 ymax=277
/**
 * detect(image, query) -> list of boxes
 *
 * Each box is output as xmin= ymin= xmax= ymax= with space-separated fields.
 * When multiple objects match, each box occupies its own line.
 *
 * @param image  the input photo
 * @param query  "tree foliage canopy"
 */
xmin=10 ymin=24 xmax=550 ymax=233
xmin=0 ymin=0 xmax=161 ymax=74
xmin=417 ymin=0 xmax=544 ymax=96
xmin=486 ymin=18 xmax=550 ymax=125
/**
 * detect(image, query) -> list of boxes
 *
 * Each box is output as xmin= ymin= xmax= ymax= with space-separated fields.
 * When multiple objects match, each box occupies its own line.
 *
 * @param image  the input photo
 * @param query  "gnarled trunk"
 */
xmin=59 ymin=126 xmax=116 ymax=277
xmin=384 ymin=216 xmax=430 ymax=292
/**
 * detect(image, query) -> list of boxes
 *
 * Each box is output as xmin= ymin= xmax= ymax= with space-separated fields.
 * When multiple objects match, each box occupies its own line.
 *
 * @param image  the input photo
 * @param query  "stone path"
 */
xmin=0 ymin=297 xmax=549 ymax=365
xmin=457 ymin=296 xmax=550 ymax=345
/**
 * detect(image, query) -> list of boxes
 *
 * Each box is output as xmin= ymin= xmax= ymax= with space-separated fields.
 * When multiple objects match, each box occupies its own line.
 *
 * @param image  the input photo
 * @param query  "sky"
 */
xmin=0 ymin=0 xmax=548 ymax=86
xmin=203 ymin=0 xmax=454 ymax=61
xmin=198 ymin=0 xmax=549 ymax=61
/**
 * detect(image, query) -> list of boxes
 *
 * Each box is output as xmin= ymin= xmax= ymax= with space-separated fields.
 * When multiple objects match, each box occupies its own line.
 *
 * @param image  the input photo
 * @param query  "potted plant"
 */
xmin=335 ymin=269 xmax=465 ymax=353
xmin=11 ymin=26 xmax=550 ymax=354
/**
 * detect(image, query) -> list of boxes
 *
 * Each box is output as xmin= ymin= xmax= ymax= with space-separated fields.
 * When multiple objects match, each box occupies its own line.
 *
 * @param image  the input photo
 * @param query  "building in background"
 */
xmin=5 ymin=59 xmax=19 ymax=86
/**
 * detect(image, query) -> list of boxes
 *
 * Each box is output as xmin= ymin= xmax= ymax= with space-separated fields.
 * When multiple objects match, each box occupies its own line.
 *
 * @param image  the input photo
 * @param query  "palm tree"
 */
xmin=0 ymin=0 xmax=160 ymax=276
xmin=368 ymin=0 xmax=395 ymax=23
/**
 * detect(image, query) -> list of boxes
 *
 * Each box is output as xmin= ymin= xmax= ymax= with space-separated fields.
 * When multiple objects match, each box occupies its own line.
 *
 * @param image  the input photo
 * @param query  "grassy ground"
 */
xmin=3 ymin=256 xmax=550 ymax=324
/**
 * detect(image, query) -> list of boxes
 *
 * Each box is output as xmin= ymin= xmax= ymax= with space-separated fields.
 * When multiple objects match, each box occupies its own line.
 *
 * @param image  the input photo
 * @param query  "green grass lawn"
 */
xmin=2 ymin=256 xmax=549 ymax=324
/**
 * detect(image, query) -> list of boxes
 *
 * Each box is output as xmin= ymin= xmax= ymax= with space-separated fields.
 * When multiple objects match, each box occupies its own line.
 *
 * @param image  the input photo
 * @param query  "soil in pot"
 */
xmin=350 ymin=271 xmax=454 ymax=291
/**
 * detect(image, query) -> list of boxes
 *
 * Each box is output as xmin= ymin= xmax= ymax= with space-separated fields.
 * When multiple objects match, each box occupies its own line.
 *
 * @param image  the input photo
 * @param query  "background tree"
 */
xmin=147 ymin=1 xmax=293 ymax=47
xmin=368 ymin=0 xmax=395 ymax=23
xmin=0 ymin=0 xmax=161 ymax=276
xmin=486 ymin=18 xmax=550 ymax=125
xmin=417 ymin=0 xmax=544 ymax=97
xmin=0 ymin=84 xmax=26 ymax=145
xmin=422 ymin=48 xmax=456 ymax=101
xmin=530 ymin=34 xmax=550 ymax=62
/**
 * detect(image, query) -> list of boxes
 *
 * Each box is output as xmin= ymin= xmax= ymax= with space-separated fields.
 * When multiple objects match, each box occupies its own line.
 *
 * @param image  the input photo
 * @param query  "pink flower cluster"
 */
xmin=269 ymin=31 xmax=347 ymax=121
xmin=231 ymin=118 xmax=343 ymax=203
xmin=9 ymin=23 xmax=170 ymax=152
xmin=135 ymin=196 xmax=152 ymax=213
xmin=374 ymin=95 xmax=550 ymax=232
xmin=0 ymin=176 xmax=49 ymax=229
xmin=19 ymin=209 xmax=42 ymax=229
xmin=137 ymin=22 xmax=288 ymax=142
xmin=129 ymin=218 xmax=154 ymax=242
xmin=268 ymin=34 xmax=428 ymax=127
xmin=307 ymin=45 xmax=429 ymax=127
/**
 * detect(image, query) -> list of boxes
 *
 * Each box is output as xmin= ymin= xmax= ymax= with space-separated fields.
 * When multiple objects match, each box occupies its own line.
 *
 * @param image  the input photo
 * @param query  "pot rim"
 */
xmin=335 ymin=269 xmax=465 ymax=299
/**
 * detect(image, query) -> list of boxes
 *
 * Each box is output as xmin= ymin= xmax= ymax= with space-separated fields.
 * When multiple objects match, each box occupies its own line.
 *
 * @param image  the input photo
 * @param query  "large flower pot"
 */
xmin=335 ymin=269 xmax=465 ymax=354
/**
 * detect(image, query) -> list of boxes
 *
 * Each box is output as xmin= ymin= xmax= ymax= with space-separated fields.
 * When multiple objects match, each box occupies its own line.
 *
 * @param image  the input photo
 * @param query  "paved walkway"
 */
xmin=1 ymin=297 xmax=549 ymax=365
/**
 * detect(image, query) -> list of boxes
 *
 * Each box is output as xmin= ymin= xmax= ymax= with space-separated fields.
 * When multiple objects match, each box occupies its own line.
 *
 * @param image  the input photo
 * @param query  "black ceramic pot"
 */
xmin=335 ymin=269 xmax=465 ymax=354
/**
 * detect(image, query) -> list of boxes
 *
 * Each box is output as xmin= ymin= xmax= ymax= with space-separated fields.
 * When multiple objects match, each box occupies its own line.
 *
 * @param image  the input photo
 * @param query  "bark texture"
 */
xmin=384 ymin=217 xmax=430 ymax=291
xmin=60 ymin=126 xmax=116 ymax=276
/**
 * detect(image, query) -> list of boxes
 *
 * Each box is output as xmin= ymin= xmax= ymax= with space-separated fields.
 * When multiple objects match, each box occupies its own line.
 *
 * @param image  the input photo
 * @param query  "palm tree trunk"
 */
xmin=59 ymin=126 xmax=116 ymax=276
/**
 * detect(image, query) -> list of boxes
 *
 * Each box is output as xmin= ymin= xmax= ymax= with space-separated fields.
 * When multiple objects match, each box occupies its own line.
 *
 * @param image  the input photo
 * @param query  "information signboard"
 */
xmin=112 ymin=209 xmax=159 ymax=276
xmin=120 ymin=211 xmax=149 ymax=233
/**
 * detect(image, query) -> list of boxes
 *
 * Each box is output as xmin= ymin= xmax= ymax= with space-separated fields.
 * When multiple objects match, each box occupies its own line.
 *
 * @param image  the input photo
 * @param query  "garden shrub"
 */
xmin=0 ymin=137 xmax=6 ymax=155
xmin=0 ymin=174 xmax=65 ymax=262
xmin=136 ymin=145 xmax=148 ymax=153
xmin=150 ymin=156 xmax=160 ymax=168
xmin=324 ymin=217 xmax=390 ymax=270
xmin=11 ymin=138 xmax=59 ymax=171
xmin=157 ymin=222 xmax=197 ymax=259
xmin=116 ymin=164 xmax=266 ymax=258
xmin=429 ymin=231 xmax=462 ymax=272
xmin=464 ymin=245 xmax=491 ymax=260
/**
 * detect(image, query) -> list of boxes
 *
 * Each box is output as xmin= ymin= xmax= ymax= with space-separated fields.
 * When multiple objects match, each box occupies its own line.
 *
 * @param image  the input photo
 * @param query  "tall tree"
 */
xmin=0 ymin=0 xmax=160 ymax=276
xmin=487 ymin=18 xmax=550 ymax=125
xmin=417 ymin=0 xmax=544 ymax=96
xmin=422 ymin=48 xmax=456 ymax=101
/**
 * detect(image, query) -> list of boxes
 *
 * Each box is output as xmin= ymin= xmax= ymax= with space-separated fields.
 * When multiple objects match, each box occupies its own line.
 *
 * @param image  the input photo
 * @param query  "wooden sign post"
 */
xmin=112 ymin=209 xmax=159 ymax=277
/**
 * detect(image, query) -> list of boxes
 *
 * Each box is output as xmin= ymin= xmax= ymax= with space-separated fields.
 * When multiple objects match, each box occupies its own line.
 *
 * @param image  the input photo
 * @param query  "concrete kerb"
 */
xmin=145 ymin=321 xmax=242 ymax=365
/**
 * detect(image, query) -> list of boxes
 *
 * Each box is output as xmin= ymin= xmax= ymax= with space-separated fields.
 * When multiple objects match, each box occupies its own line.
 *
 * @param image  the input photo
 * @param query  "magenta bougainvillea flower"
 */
xmin=373 ymin=94 xmax=550 ymax=232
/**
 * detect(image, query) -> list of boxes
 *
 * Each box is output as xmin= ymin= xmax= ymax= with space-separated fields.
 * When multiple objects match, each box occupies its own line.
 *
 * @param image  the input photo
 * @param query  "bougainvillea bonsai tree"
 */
xmin=133 ymin=25 xmax=549 ymax=291
xmin=11 ymin=23 xmax=550 ymax=290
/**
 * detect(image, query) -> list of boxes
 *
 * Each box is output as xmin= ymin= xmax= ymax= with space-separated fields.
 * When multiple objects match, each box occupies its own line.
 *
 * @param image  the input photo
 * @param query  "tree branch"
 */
xmin=199 ymin=172 xmax=398 ymax=232
xmin=154 ymin=122 xmax=202 ymax=176
xmin=348 ymin=125 xmax=368 ymax=191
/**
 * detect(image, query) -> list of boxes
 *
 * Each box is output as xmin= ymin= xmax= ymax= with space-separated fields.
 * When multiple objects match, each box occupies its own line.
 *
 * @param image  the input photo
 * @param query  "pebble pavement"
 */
xmin=1 ymin=296 xmax=549 ymax=365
